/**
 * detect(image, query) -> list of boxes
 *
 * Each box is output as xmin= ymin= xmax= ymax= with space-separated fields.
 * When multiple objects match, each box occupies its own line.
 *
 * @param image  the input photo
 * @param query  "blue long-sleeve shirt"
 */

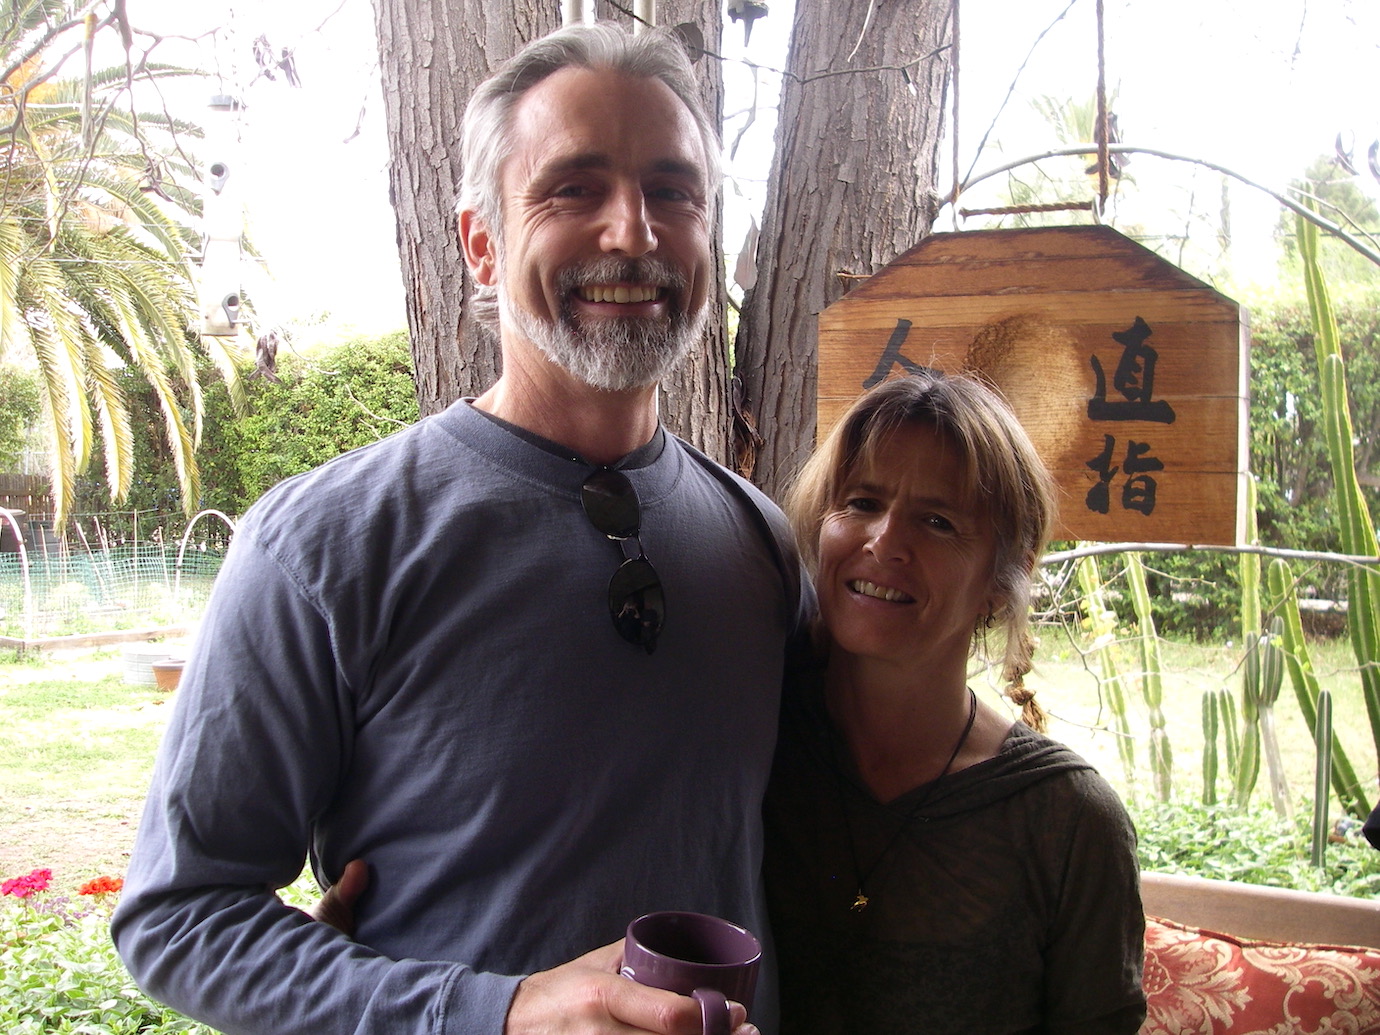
xmin=113 ymin=400 xmax=806 ymax=1035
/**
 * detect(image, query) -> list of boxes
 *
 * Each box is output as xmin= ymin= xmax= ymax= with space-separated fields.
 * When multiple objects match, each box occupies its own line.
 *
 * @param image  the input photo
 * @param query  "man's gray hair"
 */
xmin=457 ymin=23 xmax=721 ymax=331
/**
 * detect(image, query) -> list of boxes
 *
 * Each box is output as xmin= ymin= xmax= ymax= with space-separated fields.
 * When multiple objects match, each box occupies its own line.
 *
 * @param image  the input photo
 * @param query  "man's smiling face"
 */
xmin=484 ymin=66 xmax=713 ymax=391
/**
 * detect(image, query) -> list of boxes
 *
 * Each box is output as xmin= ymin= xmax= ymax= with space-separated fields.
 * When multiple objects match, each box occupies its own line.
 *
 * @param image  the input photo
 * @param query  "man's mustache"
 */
xmin=557 ymin=257 xmax=689 ymax=305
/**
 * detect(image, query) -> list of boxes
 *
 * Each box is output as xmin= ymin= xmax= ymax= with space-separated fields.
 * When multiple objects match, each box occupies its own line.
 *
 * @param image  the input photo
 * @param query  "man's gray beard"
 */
xmin=502 ymin=260 xmax=706 ymax=392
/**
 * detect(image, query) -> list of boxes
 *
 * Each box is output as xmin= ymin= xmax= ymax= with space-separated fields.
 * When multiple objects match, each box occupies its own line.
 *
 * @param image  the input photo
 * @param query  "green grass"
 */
xmin=0 ymin=649 xmax=323 ymax=1034
xmin=1019 ymin=632 xmax=1378 ymax=817
xmin=0 ymin=654 xmax=173 ymax=885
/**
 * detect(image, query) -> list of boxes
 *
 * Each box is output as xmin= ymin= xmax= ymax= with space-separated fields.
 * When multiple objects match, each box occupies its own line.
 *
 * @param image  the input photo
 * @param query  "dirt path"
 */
xmin=0 ymin=649 xmax=174 ymax=887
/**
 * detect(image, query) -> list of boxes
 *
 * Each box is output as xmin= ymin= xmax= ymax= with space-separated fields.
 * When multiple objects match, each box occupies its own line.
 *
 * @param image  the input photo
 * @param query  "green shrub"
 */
xmin=0 ymin=885 xmax=211 ymax=1033
xmin=78 ymin=330 xmax=419 ymax=518
xmin=0 ymin=364 xmax=42 ymax=471
xmin=216 ymin=331 xmax=420 ymax=511
xmin=1131 ymin=798 xmax=1380 ymax=898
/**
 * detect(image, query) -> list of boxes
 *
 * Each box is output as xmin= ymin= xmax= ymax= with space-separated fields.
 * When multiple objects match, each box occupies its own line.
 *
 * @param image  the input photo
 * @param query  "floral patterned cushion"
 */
xmin=1141 ymin=915 xmax=1380 ymax=1034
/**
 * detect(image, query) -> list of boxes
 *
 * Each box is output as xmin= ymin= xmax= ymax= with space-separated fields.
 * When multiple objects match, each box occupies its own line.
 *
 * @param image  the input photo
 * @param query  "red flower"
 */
xmin=1 ymin=867 xmax=54 ymax=898
xmin=78 ymin=876 xmax=125 ymax=896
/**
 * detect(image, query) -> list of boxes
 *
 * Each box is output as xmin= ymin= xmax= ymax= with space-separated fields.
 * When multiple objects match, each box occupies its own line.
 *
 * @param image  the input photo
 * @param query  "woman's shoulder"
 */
xmin=998 ymin=723 xmax=1133 ymax=820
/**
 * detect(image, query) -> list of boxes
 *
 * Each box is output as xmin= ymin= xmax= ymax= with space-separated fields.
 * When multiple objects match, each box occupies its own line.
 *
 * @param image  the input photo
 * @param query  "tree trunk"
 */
xmin=371 ymin=0 xmax=732 ymax=462
xmin=733 ymin=1 xmax=953 ymax=499
xmin=608 ymin=5 xmax=732 ymax=461
xmin=370 ymin=0 xmax=558 ymax=418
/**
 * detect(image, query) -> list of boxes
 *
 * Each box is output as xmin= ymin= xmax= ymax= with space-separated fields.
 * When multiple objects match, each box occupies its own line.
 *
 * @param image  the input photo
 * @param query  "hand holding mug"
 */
xmin=620 ymin=911 xmax=762 ymax=1035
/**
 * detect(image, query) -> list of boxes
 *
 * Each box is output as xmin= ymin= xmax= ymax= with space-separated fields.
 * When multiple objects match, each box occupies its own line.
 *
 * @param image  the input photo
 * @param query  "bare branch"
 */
xmin=956 ymin=143 xmax=1380 ymax=269
xmin=959 ymin=0 xmax=1079 ymax=189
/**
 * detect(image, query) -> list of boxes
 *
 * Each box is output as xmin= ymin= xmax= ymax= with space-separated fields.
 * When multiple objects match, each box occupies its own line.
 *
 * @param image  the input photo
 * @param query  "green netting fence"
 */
xmin=0 ymin=510 xmax=235 ymax=642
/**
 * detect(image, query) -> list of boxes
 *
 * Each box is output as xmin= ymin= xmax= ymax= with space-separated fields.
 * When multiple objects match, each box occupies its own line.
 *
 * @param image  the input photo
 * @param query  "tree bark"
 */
xmin=733 ymin=0 xmax=953 ymax=499
xmin=370 ymin=0 xmax=558 ymax=418
xmin=371 ymin=0 xmax=731 ymax=461
xmin=607 ymin=5 xmax=732 ymax=461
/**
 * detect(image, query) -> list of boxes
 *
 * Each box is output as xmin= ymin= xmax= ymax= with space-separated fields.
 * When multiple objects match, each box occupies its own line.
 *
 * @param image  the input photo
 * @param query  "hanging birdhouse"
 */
xmin=817 ymin=225 xmax=1249 ymax=546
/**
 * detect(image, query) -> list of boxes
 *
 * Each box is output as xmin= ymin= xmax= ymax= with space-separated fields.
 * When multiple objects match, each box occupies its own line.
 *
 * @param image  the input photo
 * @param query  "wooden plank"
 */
xmin=880 ymin=226 xmax=1226 ymax=287
xmin=1140 ymin=871 xmax=1380 ymax=948
xmin=1046 ymin=474 xmax=1245 ymax=545
xmin=818 ymin=393 xmax=1245 ymax=472
xmin=819 ymin=293 xmax=1243 ymax=331
xmin=818 ymin=319 xmax=1246 ymax=396
xmin=849 ymin=255 xmax=1213 ymax=298
xmin=0 ymin=626 xmax=189 ymax=655
xmin=817 ymin=226 xmax=1249 ymax=546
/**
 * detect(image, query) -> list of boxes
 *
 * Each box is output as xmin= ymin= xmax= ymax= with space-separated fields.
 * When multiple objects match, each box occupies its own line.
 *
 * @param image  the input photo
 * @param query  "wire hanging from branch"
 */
xmin=948 ymin=0 xmax=1111 ymax=222
xmin=942 ymin=5 xmax=1380 ymax=271
xmin=1093 ymin=0 xmax=1110 ymax=208
xmin=949 ymin=0 xmax=960 ymax=217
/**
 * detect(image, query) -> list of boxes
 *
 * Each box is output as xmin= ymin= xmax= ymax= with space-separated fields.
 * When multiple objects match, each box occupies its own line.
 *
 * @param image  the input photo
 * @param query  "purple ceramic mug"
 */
xmin=620 ymin=911 xmax=762 ymax=1035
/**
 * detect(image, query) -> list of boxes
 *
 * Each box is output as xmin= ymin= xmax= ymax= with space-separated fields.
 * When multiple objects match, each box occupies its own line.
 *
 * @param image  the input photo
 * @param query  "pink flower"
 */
xmin=2 ymin=867 xmax=54 ymax=898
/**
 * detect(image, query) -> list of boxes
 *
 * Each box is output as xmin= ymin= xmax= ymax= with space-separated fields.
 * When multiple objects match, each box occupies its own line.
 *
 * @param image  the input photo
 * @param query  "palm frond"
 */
xmin=84 ymin=332 xmax=134 ymax=501
xmin=199 ymin=330 xmax=250 ymax=416
xmin=0 ymin=214 xmax=29 ymax=350
xmin=3 ymin=17 xmax=245 ymax=521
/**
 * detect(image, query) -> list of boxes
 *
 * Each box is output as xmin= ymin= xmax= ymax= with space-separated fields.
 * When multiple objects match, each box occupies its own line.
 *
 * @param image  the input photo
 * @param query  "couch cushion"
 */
xmin=1141 ymin=915 xmax=1380 ymax=1034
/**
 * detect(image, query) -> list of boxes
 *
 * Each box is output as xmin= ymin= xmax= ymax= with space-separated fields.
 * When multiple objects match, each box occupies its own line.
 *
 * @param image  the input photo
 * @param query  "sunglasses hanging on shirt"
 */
xmin=581 ymin=467 xmax=665 ymax=654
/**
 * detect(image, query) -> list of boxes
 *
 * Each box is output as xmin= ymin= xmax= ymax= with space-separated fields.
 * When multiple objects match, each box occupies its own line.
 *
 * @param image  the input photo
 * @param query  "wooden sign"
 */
xmin=817 ymin=226 xmax=1249 ymax=545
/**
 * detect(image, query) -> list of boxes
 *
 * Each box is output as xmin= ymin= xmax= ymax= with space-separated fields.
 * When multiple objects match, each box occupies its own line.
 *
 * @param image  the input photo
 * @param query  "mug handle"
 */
xmin=692 ymin=988 xmax=730 ymax=1035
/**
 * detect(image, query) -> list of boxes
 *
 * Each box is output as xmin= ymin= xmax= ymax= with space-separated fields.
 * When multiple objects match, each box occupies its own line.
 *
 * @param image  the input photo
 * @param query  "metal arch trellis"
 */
xmin=0 ymin=509 xmax=34 ymax=644
xmin=174 ymin=509 xmax=238 ymax=602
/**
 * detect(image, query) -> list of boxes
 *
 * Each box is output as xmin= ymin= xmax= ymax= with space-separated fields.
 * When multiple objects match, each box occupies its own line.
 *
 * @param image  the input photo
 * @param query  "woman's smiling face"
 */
xmin=816 ymin=421 xmax=1003 ymax=674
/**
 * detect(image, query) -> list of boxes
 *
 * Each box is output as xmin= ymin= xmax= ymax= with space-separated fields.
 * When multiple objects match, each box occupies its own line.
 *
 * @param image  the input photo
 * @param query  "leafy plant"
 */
xmin=0 ymin=869 xmax=208 ymax=1033
xmin=0 ymin=866 xmax=323 ymax=1034
xmin=1312 ymin=687 xmax=1333 ymax=868
xmin=1200 ymin=682 xmax=1236 ymax=807
xmin=1276 ymin=156 xmax=1380 ymax=287
xmin=1266 ymin=558 xmax=1370 ymax=819
xmin=1233 ymin=474 xmax=1263 ymax=807
xmin=0 ymin=364 xmax=42 ymax=469
xmin=1 ymin=1 xmax=248 ymax=522
xmin=1131 ymin=799 xmax=1380 ymax=898
xmin=1240 ymin=616 xmax=1288 ymax=815
xmin=1075 ymin=553 xmax=1138 ymax=797
xmin=217 ymin=331 xmax=418 ymax=511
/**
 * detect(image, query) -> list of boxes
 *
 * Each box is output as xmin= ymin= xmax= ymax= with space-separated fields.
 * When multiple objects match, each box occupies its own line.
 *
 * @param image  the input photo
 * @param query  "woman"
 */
xmin=764 ymin=372 xmax=1145 ymax=1033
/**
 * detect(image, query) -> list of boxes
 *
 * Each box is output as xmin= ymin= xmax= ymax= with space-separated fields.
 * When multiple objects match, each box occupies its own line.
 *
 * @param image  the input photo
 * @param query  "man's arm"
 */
xmin=114 ymin=534 xmax=755 ymax=1035
xmin=111 ymin=538 xmax=518 ymax=1034
xmin=311 ymin=864 xmax=758 ymax=1035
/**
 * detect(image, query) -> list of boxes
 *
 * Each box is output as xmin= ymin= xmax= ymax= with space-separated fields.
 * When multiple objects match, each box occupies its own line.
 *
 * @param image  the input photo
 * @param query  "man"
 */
xmin=112 ymin=24 xmax=808 ymax=1035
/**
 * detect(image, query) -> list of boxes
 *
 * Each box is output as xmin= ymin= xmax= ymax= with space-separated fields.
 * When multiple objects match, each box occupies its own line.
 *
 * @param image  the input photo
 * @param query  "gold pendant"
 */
xmin=850 ymin=890 xmax=869 ymax=912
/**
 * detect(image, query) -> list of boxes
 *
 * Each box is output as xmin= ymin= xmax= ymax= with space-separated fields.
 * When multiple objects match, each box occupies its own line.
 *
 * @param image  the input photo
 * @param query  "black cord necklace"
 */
xmin=836 ymin=686 xmax=978 ymax=913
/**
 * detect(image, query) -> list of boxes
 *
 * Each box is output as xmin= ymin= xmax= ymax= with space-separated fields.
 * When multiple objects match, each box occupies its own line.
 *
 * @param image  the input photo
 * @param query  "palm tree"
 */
xmin=0 ymin=0 xmax=246 ymax=524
